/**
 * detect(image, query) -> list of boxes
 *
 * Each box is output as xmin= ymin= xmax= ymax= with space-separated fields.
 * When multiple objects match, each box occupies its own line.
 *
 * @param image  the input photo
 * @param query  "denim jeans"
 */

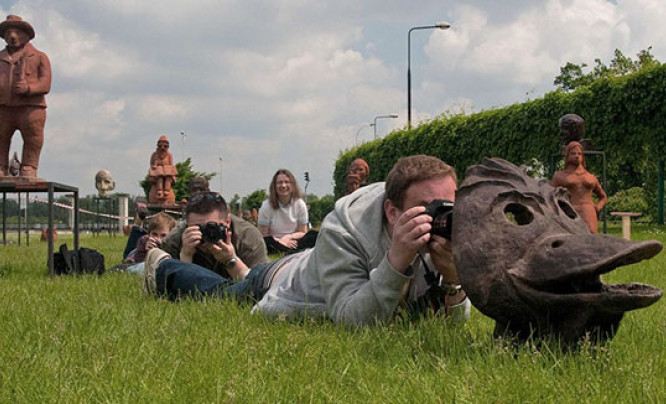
xmin=156 ymin=259 xmax=271 ymax=302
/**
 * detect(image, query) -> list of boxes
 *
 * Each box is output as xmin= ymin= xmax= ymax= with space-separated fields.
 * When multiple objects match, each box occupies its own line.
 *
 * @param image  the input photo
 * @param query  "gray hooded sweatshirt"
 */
xmin=253 ymin=182 xmax=470 ymax=325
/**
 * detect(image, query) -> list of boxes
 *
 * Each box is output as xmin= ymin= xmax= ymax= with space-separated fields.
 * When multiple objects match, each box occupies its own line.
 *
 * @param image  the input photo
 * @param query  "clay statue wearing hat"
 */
xmin=147 ymin=135 xmax=177 ymax=204
xmin=0 ymin=15 xmax=51 ymax=178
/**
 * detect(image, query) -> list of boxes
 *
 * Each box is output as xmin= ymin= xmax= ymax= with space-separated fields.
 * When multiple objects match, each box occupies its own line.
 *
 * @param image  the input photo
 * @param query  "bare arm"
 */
xmin=593 ymin=179 xmax=607 ymax=213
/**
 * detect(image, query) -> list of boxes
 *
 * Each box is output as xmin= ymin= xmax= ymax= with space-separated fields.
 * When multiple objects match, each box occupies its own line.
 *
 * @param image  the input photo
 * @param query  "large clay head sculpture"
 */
xmin=453 ymin=157 xmax=662 ymax=344
xmin=559 ymin=113 xmax=585 ymax=145
xmin=95 ymin=170 xmax=115 ymax=197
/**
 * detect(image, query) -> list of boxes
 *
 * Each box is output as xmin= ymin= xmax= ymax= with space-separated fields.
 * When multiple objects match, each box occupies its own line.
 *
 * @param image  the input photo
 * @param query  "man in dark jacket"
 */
xmin=158 ymin=192 xmax=269 ymax=281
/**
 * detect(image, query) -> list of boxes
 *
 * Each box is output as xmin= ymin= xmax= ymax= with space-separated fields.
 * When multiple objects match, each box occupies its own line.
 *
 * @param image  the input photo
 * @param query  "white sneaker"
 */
xmin=143 ymin=248 xmax=171 ymax=295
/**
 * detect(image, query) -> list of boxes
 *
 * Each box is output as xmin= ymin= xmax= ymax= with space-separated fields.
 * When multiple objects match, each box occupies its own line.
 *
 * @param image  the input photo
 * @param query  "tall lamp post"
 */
xmin=373 ymin=114 xmax=399 ymax=139
xmin=407 ymin=22 xmax=450 ymax=127
xmin=355 ymin=124 xmax=371 ymax=145
xmin=180 ymin=131 xmax=188 ymax=161
xmin=218 ymin=157 xmax=223 ymax=192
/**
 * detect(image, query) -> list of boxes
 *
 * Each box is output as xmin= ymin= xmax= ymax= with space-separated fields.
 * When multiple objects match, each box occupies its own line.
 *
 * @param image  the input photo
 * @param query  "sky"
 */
xmin=1 ymin=0 xmax=665 ymax=200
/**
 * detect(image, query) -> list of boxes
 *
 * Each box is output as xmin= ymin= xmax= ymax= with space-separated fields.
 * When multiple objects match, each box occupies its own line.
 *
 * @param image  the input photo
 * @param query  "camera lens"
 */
xmin=199 ymin=222 xmax=227 ymax=243
xmin=425 ymin=200 xmax=454 ymax=240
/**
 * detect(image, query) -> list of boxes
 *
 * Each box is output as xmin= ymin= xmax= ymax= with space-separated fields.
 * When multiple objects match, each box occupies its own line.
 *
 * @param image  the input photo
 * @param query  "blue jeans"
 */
xmin=156 ymin=259 xmax=271 ymax=302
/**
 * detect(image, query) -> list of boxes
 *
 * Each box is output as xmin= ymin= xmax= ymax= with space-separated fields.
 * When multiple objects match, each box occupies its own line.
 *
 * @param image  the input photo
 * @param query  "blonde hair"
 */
xmin=148 ymin=212 xmax=176 ymax=232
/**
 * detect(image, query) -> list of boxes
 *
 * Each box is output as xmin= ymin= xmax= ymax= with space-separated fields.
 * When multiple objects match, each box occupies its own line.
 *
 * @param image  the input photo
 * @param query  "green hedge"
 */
xmin=334 ymin=65 xmax=666 ymax=218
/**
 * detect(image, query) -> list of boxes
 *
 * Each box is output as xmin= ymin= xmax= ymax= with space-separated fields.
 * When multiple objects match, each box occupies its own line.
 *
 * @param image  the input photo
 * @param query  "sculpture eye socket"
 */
xmin=504 ymin=203 xmax=534 ymax=225
xmin=558 ymin=200 xmax=577 ymax=219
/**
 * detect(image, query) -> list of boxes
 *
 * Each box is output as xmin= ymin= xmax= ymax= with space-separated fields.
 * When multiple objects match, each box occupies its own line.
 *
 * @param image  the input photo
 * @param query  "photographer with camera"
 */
xmin=157 ymin=192 xmax=269 ymax=281
xmin=145 ymin=155 xmax=469 ymax=324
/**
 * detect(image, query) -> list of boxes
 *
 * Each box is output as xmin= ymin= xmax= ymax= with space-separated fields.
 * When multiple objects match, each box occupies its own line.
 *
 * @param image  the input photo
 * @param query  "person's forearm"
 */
xmin=227 ymin=258 xmax=250 ymax=280
xmin=179 ymin=250 xmax=194 ymax=263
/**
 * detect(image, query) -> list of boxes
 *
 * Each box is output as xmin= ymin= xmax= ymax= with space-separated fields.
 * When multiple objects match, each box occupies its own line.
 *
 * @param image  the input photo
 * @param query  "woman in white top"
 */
xmin=258 ymin=169 xmax=318 ymax=254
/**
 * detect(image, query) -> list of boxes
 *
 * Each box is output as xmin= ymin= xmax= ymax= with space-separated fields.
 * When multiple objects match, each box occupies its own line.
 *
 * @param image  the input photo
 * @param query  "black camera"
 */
xmin=199 ymin=222 xmax=228 ymax=244
xmin=424 ymin=200 xmax=454 ymax=240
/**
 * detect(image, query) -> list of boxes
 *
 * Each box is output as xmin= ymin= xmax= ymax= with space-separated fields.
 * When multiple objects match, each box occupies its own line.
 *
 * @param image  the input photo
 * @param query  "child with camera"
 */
xmin=124 ymin=212 xmax=176 ymax=264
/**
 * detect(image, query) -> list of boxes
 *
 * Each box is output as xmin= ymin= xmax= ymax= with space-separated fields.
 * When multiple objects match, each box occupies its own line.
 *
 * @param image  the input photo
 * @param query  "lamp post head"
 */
xmin=435 ymin=22 xmax=451 ymax=29
xmin=388 ymin=114 xmax=399 ymax=118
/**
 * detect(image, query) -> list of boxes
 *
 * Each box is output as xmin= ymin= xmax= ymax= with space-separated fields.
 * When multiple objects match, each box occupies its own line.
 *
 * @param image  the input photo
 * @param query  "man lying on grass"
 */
xmin=157 ymin=191 xmax=269 ymax=279
xmin=144 ymin=155 xmax=470 ymax=324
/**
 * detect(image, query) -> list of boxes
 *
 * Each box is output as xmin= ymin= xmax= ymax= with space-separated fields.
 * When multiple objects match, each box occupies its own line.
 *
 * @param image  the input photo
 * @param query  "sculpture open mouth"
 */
xmin=512 ymin=237 xmax=663 ymax=311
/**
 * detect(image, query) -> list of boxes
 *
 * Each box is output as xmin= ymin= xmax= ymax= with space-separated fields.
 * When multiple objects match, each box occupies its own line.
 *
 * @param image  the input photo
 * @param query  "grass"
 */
xmin=0 ymin=227 xmax=665 ymax=402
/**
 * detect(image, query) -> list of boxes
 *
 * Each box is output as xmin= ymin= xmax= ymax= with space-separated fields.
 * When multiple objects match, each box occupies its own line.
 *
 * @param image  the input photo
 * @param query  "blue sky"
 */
xmin=1 ymin=0 xmax=664 ymax=199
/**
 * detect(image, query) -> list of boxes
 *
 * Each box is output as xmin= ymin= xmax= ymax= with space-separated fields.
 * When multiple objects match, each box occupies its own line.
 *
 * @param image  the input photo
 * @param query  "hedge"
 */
xmin=334 ymin=64 xmax=666 ymax=218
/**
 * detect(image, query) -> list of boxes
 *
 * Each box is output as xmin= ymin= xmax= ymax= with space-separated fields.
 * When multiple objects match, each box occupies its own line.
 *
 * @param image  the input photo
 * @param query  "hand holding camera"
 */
xmin=198 ymin=222 xmax=228 ymax=244
xmin=423 ymin=199 xmax=454 ymax=240
xmin=196 ymin=222 xmax=237 ymax=265
xmin=424 ymin=200 xmax=459 ymax=284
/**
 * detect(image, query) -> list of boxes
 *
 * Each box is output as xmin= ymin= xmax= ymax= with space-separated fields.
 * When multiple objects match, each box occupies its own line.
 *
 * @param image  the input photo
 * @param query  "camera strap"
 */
xmin=417 ymin=252 xmax=446 ymax=316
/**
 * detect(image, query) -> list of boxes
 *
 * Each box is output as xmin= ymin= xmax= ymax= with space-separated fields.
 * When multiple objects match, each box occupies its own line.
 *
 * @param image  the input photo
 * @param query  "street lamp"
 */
xmin=373 ymin=114 xmax=399 ymax=139
xmin=218 ymin=157 xmax=223 ymax=192
xmin=408 ymin=22 xmax=450 ymax=127
xmin=180 ymin=131 xmax=188 ymax=161
xmin=355 ymin=124 xmax=371 ymax=145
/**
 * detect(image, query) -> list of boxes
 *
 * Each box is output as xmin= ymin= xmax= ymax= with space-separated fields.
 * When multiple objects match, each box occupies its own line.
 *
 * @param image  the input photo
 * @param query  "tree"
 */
xmin=308 ymin=194 xmax=335 ymax=226
xmin=139 ymin=158 xmax=216 ymax=202
xmin=242 ymin=189 xmax=268 ymax=211
xmin=554 ymin=47 xmax=661 ymax=92
xmin=228 ymin=193 xmax=242 ymax=214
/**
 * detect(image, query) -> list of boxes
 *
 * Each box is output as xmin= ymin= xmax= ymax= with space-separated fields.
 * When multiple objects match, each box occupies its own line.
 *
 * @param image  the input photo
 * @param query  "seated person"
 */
xmin=159 ymin=191 xmax=269 ymax=278
xmin=258 ymin=169 xmax=318 ymax=254
xmin=188 ymin=176 xmax=210 ymax=195
xmin=124 ymin=212 xmax=176 ymax=264
xmin=122 ymin=203 xmax=149 ymax=259
xmin=144 ymin=155 xmax=470 ymax=325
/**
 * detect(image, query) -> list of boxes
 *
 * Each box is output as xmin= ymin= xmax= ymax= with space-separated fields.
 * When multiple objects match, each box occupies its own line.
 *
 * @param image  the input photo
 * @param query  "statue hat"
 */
xmin=157 ymin=135 xmax=169 ymax=145
xmin=0 ymin=15 xmax=35 ymax=40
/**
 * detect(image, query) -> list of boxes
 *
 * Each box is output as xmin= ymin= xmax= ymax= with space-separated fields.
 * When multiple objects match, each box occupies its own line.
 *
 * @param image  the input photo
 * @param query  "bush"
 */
xmin=607 ymin=187 xmax=650 ymax=221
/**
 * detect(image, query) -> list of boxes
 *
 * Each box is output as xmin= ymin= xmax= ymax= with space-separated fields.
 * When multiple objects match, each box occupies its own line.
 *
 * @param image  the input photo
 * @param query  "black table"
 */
xmin=1 ymin=180 xmax=79 ymax=275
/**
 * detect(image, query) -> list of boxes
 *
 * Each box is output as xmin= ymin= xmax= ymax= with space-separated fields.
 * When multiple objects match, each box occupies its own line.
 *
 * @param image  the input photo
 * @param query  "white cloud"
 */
xmin=2 ymin=0 xmax=665 ymax=200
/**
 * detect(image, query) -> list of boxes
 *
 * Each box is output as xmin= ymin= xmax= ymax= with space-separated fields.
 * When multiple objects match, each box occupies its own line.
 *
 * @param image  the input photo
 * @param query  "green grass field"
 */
xmin=1 ymin=226 xmax=665 ymax=402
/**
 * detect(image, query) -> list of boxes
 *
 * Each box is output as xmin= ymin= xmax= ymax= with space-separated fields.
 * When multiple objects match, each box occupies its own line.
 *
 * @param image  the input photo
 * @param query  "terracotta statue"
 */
xmin=348 ymin=158 xmax=369 ymax=186
xmin=559 ymin=113 xmax=584 ymax=145
xmin=40 ymin=227 xmax=57 ymax=242
xmin=344 ymin=173 xmax=361 ymax=195
xmin=95 ymin=169 xmax=115 ymax=197
xmin=0 ymin=15 xmax=51 ymax=178
xmin=551 ymin=141 xmax=607 ymax=233
xmin=147 ymin=135 xmax=177 ymax=204
xmin=453 ymin=157 xmax=662 ymax=344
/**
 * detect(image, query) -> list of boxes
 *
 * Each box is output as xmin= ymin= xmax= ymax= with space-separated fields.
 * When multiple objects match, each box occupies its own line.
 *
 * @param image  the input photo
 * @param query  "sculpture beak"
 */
xmin=509 ymin=235 xmax=663 ymax=311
